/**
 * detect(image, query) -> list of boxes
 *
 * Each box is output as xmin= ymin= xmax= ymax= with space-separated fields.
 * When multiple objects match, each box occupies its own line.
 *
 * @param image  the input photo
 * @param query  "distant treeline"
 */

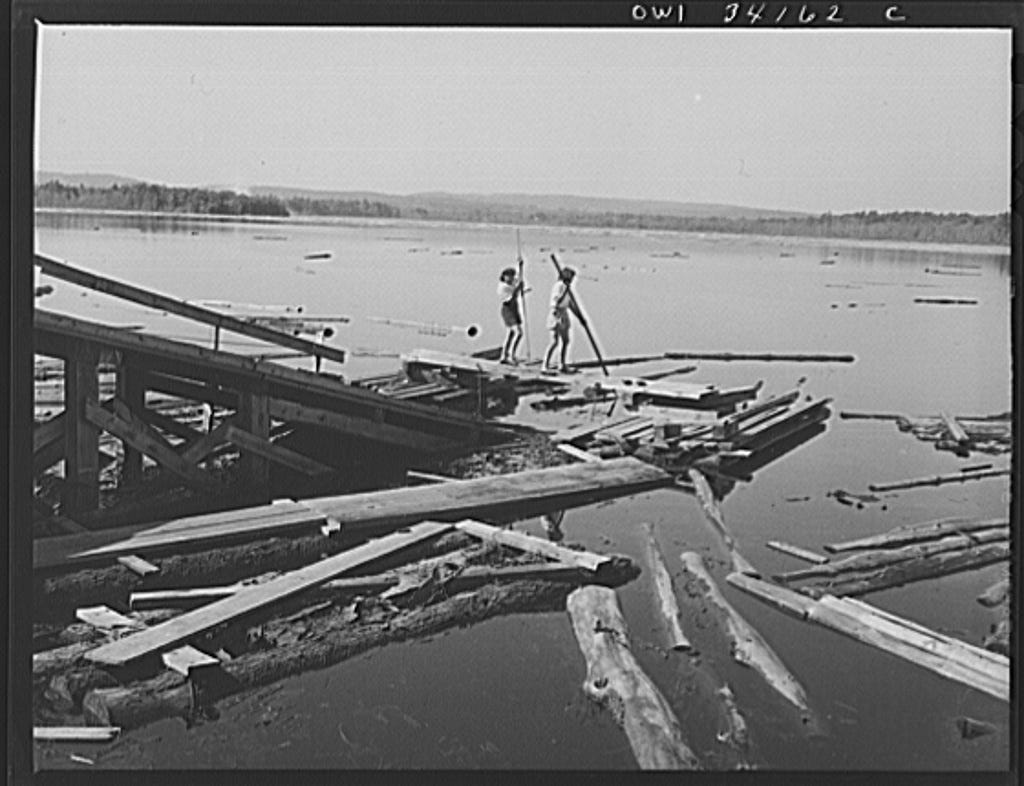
xmin=35 ymin=180 xmax=1009 ymax=246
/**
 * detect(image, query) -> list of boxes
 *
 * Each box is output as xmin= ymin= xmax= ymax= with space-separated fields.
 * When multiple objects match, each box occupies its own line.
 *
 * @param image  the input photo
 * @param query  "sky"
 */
xmin=34 ymin=25 xmax=1011 ymax=214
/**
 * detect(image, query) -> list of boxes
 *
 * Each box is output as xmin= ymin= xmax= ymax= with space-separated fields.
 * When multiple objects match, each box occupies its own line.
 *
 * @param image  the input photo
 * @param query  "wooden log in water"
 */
xmin=977 ymin=577 xmax=1010 ymax=608
xmin=33 ymin=726 xmax=120 ymax=742
xmin=800 ymin=541 xmax=1011 ymax=597
xmin=683 ymin=471 xmax=758 ymax=577
xmin=664 ymin=351 xmax=855 ymax=363
xmin=824 ymin=517 xmax=1008 ymax=554
xmin=868 ymin=469 xmax=1009 ymax=492
xmin=726 ymin=574 xmax=1009 ymax=703
xmin=766 ymin=541 xmax=829 ymax=565
xmin=565 ymin=585 xmax=700 ymax=769
xmin=776 ymin=527 xmax=1008 ymax=584
xmin=679 ymin=552 xmax=816 ymax=725
xmin=642 ymin=523 xmax=691 ymax=651
xmin=77 ymin=577 xmax=622 ymax=731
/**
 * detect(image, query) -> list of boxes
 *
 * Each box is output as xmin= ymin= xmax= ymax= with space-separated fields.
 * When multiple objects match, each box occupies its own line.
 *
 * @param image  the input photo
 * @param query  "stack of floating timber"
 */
xmin=727 ymin=573 xmax=1009 ymax=703
xmin=840 ymin=410 xmax=1012 ymax=457
xmin=551 ymin=389 xmax=832 ymax=483
xmin=352 ymin=364 xmax=518 ymax=417
xmin=400 ymin=348 xmax=764 ymax=414
xmin=33 ymin=519 xmax=640 ymax=734
xmin=770 ymin=516 xmax=1010 ymax=600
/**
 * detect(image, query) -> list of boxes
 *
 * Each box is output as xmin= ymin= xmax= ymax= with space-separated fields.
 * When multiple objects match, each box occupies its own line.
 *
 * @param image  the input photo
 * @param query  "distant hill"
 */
xmin=250 ymin=185 xmax=808 ymax=221
xmin=35 ymin=171 xmax=145 ymax=189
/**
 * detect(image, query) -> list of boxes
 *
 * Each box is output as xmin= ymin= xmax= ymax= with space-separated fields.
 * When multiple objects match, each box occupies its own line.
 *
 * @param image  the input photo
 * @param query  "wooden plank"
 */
xmin=33 ymin=727 xmax=120 ymax=743
xmin=84 ymin=397 xmax=220 ymax=492
xmin=551 ymin=414 xmax=643 ymax=445
xmin=117 ymin=555 xmax=160 ymax=577
xmin=35 ymin=254 xmax=348 ymax=366
xmin=162 ymin=645 xmax=221 ymax=676
xmin=137 ymin=405 xmax=205 ymax=443
xmin=222 ymin=423 xmax=334 ymax=476
xmin=664 ymin=350 xmax=855 ymax=363
xmin=62 ymin=459 xmax=667 ymax=565
xmin=85 ymin=521 xmax=454 ymax=666
xmin=825 ymin=517 xmax=1008 ymax=553
xmin=766 ymin=541 xmax=830 ymax=565
xmin=725 ymin=572 xmax=816 ymax=620
xmin=939 ymin=411 xmax=970 ymax=444
xmin=643 ymin=523 xmax=691 ymax=651
xmin=556 ymin=443 xmax=602 ymax=463
xmin=75 ymin=605 xmax=144 ymax=632
xmin=455 ymin=519 xmax=610 ymax=572
xmin=267 ymin=397 xmax=460 ymax=452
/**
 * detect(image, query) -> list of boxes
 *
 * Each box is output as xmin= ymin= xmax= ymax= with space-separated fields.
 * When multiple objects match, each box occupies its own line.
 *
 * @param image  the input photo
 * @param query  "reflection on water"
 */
xmin=32 ymin=211 xmax=1012 ymax=770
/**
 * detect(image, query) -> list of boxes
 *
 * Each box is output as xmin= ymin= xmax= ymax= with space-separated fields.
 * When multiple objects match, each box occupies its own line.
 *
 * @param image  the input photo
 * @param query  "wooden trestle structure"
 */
xmin=33 ymin=256 xmax=510 ymax=522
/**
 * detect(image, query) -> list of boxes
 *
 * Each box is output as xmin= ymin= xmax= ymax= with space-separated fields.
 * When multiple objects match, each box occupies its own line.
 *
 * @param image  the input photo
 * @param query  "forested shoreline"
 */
xmin=35 ymin=180 xmax=1010 ymax=247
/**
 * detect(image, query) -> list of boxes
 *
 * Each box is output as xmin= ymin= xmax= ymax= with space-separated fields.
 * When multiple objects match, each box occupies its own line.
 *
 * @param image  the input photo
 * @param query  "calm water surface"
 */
xmin=33 ymin=212 xmax=1012 ymax=770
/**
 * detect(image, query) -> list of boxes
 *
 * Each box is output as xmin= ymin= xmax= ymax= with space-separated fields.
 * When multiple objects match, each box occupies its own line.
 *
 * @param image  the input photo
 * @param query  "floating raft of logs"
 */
xmin=839 ymin=410 xmax=1011 ymax=457
xmin=551 ymin=389 xmax=832 ymax=484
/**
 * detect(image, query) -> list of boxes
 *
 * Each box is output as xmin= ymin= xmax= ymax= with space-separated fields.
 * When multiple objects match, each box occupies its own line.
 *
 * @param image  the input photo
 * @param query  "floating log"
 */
xmin=874 ymin=464 xmax=1013 ymax=489
xmin=776 ymin=527 xmax=1008 ymax=584
xmin=825 ymin=517 xmax=1008 ymax=553
xmin=684 ymin=470 xmax=758 ymax=577
xmin=565 ymin=585 xmax=700 ymax=769
xmin=938 ymin=412 xmax=970 ymax=444
xmin=913 ymin=298 xmax=978 ymax=305
xmin=642 ymin=523 xmax=691 ymax=651
xmin=766 ymin=541 xmax=829 ymax=565
xmin=800 ymin=541 xmax=1010 ymax=597
xmin=679 ymin=552 xmax=815 ymax=723
xmin=664 ymin=351 xmax=854 ymax=364
xmin=726 ymin=574 xmax=1009 ymax=703
xmin=85 ymin=521 xmax=454 ymax=667
xmin=33 ymin=726 xmax=120 ymax=742
xmin=955 ymin=716 xmax=998 ymax=740
xmin=79 ymin=575 xmax=629 ymax=731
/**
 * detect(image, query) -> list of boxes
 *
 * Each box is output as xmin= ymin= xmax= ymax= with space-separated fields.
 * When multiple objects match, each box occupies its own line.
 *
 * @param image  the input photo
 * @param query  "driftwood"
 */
xmin=726 ymin=574 xmax=1009 ymax=703
xmin=766 ymin=541 xmax=829 ymax=565
xmin=565 ymin=586 xmax=700 ymax=769
xmin=776 ymin=527 xmax=1008 ymax=584
xmin=678 ymin=552 xmax=817 ymax=729
xmin=825 ymin=517 xmax=1007 ymax=553
xmin=868 ymin=469 xmax=1009 ymax=492
xmin=798 ymin=541 xmax=1010 ymax=597
xmin=977 ymin=577 xmax=1009 ymax=608
xmin=642 ymin=523 xmax=691 ymax=651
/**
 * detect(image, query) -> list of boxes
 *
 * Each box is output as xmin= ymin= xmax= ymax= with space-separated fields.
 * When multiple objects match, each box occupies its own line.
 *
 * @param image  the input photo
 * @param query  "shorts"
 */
xmin=548 ymin=311 xmax=570 ymax=340
xmin=501 ymin=300 xmax=522 ymax=328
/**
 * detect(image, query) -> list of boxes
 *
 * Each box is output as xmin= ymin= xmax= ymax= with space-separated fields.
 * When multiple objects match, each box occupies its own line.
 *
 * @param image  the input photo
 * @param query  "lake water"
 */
xmin=33 ymin=211 xmax=1012 ymax=770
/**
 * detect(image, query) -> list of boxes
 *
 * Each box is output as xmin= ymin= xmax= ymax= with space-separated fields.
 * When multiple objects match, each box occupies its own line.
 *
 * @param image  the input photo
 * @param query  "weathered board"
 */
xmin=455 ymin=519 xmax=610 ymax=572
xmin=85 ymin=521 xmax=454 ymax=666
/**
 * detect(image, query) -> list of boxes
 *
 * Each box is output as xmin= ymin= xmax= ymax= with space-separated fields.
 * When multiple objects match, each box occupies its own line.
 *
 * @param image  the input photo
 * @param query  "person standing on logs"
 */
xmin=543 ymin=266 xmax=583 ymax=374
xmin=497 ymin=267 xmax=525 ymax=364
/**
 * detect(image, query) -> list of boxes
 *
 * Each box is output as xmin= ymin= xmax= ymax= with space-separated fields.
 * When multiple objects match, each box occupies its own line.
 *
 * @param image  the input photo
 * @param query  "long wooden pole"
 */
xmin=517 ymin=229 xmax=531 ymax=360
xmin=550 ymin=254 xmax=609 ymax=376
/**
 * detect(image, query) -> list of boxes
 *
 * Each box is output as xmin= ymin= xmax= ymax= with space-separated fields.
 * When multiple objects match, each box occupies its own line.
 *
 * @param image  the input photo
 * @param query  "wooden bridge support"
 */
xmin=63 ymin=341 xmax=100 ymax=514
xmin=236 ymin=385 xmax=271 ymax=495
xmin=116 ymin=358 xmax=145 ymax=484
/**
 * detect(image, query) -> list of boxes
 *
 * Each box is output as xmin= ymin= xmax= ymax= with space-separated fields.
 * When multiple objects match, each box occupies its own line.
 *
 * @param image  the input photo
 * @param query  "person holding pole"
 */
xmin=497 ymin=267 xmax=524 ymax=364
xmin=543 ymin=266 xmax=584 ymax=374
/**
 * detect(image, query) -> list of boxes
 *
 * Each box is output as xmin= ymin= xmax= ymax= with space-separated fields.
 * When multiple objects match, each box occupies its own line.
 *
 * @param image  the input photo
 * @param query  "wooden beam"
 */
xmin=868 ymin=469 xmax=1009 ymax=493
xmin=36 ymin=310 xmax=489 ymax=439
xmin=664 ymin=350 xmax=855 ymax=363
xmin=35 ymin=253 xmax=348 ymax=366
xmin=33 ymin=727 xmax=120 ymax=743
xmin=117 ymin=555 xmax=160 ymax=577
xmin=236 ymin=386 xmax=271 ymax=489
xmin=766 ymin=541 xmax=829 ymax=565
xmin=556 ymin=443 xmax=602 ymax=463
xmin=825 ymin=517 xmax=1008 ymax=553
xmin=63 ymin=341 xmax=101 ymax=513
xmin=267 ymin=397 xmax=460 ymax=453
xmin=85 ymin=521 xmax=454 ymax=666
xmin=222 ymin=423 xmax=333 ymax=476
xmin=117 ymin=361 xmax=146 ymax=482
xmin=939 ymin=411 xmax=970 ymax=444
xmin=455 ymin=519 xmax=610 ymax=572
xmin=83 ymin=397 xmax=221 ymax=492
xmin=33 ymin=412 xmax=66 ymax=454
xmin=179 ymin=420 xmax=235 ymax=465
